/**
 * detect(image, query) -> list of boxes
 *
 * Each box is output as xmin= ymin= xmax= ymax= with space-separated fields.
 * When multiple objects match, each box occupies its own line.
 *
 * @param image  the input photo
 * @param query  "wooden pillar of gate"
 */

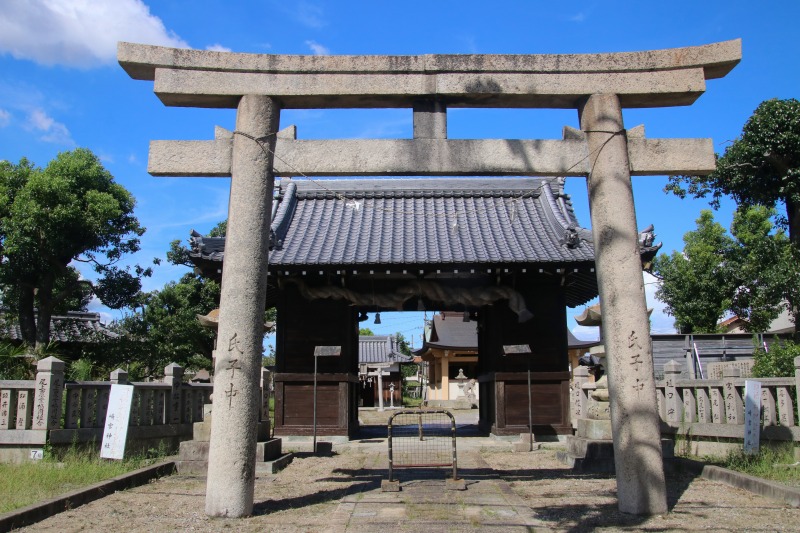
xmin=580 ymin=94 xmax=667 ymax=515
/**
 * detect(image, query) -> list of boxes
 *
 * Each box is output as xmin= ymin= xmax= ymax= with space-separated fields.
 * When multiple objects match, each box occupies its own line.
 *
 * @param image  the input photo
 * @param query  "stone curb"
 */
xmin=674 ymin=457 xmax=800 ymax=508
xmin=0 ymin=460 xmax=176 ymax=532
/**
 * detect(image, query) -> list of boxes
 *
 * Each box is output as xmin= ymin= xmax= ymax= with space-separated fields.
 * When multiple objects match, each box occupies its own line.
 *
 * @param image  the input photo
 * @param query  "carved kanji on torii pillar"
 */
xmin=118 ymin=39 xmax=740 ymax=517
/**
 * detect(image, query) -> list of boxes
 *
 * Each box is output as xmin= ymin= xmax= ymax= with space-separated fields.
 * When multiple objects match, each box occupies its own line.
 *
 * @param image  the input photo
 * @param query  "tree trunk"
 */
xmin=17 ymin=285 xmax=36 ymax=347
xmin=34 ymin=274 xmax=55 ymax=352
xmin=787 ymin=197 xmax=800 ymax=341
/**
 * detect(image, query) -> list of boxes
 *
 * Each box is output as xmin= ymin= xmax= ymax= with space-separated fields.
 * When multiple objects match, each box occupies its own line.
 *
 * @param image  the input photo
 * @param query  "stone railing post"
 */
xmin=795 ymin=356 xmax=800 ymax=423
xmin=164 ymin=363 xmax=184 ymax=424
xmin=110 ymin=368 xmax=129 ymax=385
xmin=762 ymin=387 xmax=777 ymax=426
xmin=722 ymin=367 xmax=743 ymax=424
xmin=1 ymin=388 xmax=17 ymax=429
xmin=682 ymin=386 xmax=697 ymax=424
xmin=33 ymin=356 xmax=65 ymax=430
xmin=572 ymin=366 xmax=589 ymax=428
xmin=663 ymin=360 xmax=683 ymax=424
xmin=696 ymin=385 xmax=711 ymax=423
xmin=261 ymin=367 xmax=271 ymax=423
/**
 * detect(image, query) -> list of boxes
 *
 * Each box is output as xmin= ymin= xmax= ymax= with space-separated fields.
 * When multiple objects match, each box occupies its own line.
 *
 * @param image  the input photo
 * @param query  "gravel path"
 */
xmin=16 ymin=441 xmax=800 ymax=532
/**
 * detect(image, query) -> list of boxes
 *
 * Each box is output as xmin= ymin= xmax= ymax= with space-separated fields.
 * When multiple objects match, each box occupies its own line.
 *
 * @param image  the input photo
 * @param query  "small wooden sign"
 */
xmin=503 ymin=344 xmax=533 ymax=356
xmin=100 ymin=384 xmax=134 ymax=460
xmin=314 ymin=345 xmax=342 ymax=357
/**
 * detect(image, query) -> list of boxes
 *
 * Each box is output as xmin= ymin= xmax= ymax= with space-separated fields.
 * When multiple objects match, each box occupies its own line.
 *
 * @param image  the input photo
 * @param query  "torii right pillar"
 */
xmin=580 ymin=94 xmax=667 ymax=515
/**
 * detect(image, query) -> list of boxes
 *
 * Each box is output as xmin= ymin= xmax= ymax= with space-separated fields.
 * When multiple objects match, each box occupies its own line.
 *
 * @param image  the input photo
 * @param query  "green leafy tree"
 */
xmin=358 ymin=327 xmax=375 ymax=336
xmin=751 ymin=339 xmax=800 ymax=378
xmin=0 ymin=150 xmax=152 ymax=350
xmin=652 ymin=210 xmax=734 ymax=333
xmin=654 ymin=207 xmax=796 ymax=334
xmin=666 ymin=98 xmax=800 ymax=334
xmin=95 ymin=220 xmax=276 ymax=380
xmin=727 ymin=206 xmax=798 ymax=332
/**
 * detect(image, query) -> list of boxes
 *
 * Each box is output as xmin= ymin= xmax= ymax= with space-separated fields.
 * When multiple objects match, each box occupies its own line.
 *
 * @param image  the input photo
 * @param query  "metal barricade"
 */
xmin=386 ymin=409 xmax=458 ymax=483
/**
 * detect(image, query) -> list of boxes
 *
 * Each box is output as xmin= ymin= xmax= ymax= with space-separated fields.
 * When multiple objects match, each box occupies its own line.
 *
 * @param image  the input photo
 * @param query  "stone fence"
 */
xmin=0 ymin=356 xmax=269 ymax=463
xmin=572 ymin=356 xmax=800 ymax=456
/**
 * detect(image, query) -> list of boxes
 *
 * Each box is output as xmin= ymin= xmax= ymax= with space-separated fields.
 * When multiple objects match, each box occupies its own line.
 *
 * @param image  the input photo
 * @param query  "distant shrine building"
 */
xmin=190 ymin=177 xmax=659 ymax=437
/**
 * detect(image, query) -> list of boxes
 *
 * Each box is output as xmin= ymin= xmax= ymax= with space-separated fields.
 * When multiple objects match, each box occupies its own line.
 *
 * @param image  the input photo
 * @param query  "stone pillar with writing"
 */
xmin=571 ymin=366 xmax=589 ymax=428
xmin=32 ymin=356 xmax=65 ymax=431
xmin=0 ymin=388 xmax=17 ymax=429
xmin=261 ymin=367 xmax=271 ymax=424
xmin=206 ymin=94 xmax=280 ymax=518
xmin=795 ymin=356 xmax=800 ymax=424
xmin=580 ymin=94 xmax=667 ymax=515
xmin=164 ymin=363 xmax=184 ymax=425
xmin=663 ymin=360 xmax=683 ymax=424
xmin=722 ymin=367 xmax=743 ymax=424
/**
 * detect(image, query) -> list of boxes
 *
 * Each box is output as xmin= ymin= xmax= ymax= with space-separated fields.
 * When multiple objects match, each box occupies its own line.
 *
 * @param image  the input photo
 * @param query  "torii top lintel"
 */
xmin=118 ymin=40 xmax=740 ymax=109
xmin=122 ymin=40 xmax=740 ymax=178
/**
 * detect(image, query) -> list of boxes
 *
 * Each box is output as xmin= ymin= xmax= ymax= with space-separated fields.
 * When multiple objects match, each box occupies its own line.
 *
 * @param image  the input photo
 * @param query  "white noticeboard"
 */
xmin=743 ymin=380 xmax=762 ymax=456
xmin=100 ymin=384 xmax=134 ymax=460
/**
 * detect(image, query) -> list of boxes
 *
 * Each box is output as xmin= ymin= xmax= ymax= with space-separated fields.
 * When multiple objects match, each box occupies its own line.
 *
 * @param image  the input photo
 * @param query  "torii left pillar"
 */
xmin=206 ymin=94 xmax=280 ymax=517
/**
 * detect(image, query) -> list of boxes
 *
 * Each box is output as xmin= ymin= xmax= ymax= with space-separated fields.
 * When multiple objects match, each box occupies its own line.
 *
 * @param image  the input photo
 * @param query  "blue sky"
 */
xmin=1 ymin=1 xmax=798 ymax=348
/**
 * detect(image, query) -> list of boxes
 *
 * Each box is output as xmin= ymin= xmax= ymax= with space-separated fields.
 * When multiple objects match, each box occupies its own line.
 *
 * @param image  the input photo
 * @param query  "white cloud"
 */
xmin=87 ymin=297 xmax=115 ymax=324
xmin=356 ymin=117 xmax=412 ymax=139
xmin=569 ymin=12 xmax=588 ymax=22
xmin=206 ymin=43 xmax=231 ymax=53
xmin=25 ymin=108 xmax=74 ymax=145
xmin=0 ymin=109 xmax=10 ymax=127
xmin=128 ymin=153 xmax=139 ymax=164
xmin=293 ymin=2 xmax=327 ymax=28
xmin=0 ymin=0 xmax=189 ymax=68
xmin=571 ymin=324 xmax=599 ymax=341
xmin=644 ymin=272 xmax=676 ymax=334
xmin=305 ymin=40 xmax=330 ymax=56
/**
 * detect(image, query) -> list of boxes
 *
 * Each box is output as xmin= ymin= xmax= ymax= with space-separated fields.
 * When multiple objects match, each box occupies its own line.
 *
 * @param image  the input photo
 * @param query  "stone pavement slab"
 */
xmin=322 ymin=448 xmax=548 ymax=532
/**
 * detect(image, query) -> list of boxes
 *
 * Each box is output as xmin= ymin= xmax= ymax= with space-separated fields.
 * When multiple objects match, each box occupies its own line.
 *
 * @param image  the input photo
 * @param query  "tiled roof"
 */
xmin=425 ymin=312 xmax=479 ymax=350
xmin=0 ymin=311 xmax=118 ymax=343
xmin=189 ymin=177 xmax=661 ymax=307
xmin=416 ymin=312 xmax=602 ymax=353
xmin=191 ymin=178 xmax=595 ymax=267
xmin=359 ymin=335 xmax=413 ymax=365
xmin=269 ymin=178 xmax=594 ymax=266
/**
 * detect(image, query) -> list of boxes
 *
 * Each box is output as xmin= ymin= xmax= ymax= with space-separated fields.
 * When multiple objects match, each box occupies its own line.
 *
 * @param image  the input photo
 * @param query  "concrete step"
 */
xmin=566 ymin=436 xmax=615 ymax=459
xmin=176 ymin=453 xmax=293 ymax=476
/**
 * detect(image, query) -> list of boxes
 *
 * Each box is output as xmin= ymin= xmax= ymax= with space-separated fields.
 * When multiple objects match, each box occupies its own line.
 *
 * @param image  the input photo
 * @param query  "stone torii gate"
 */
xmin=118 ymin=39 xmax=740 ymax=517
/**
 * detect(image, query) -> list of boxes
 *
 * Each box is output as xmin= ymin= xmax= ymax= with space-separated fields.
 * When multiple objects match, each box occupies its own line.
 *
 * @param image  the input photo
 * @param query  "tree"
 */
xmin=726 ymin=205 xmax=798 ymax=332
xmin=94 ymin=273 xmax=222 ymax=379
xmin=652 ymin=210 xmax=734 ymax=333
xmin=0 ymin=150 xmax=152 ymax=350
xmin=751 ymin=339 xmax=800 ymax=378
xmin=666 ymin=98 xmax=800 ymax=334
xmin=654 ymin=207 xmax=796 ymax=334
xmin=97 ymin=220 xmax=276 ymax=379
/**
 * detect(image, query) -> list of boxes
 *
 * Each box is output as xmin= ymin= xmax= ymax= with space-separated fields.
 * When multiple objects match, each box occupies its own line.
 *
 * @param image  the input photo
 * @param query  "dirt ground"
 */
xmin=16 ymin=441 xmax=800 ymax=532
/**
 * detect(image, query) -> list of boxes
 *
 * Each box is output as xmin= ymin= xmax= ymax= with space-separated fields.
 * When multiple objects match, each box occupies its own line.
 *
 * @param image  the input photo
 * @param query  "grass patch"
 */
xmin=0 ymin=446 xmax=165 ymax=514
xmin=402 ymin=396 xmax=423 ymax=408
xmin=705 ymin=444 xmax=800 ymax=487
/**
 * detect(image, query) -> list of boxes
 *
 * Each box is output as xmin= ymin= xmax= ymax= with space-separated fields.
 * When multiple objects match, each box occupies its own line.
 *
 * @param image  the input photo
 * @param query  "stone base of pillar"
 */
xmin=557 ymin=436 xmax=617 ymax=474
xmin=558 ymin=424 xmax=676 ymax=474
xmin=177 ymin=406 xmax=290 ymax=476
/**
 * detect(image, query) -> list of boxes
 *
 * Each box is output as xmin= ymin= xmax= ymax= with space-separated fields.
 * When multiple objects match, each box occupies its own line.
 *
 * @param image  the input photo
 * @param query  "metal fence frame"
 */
xmin=386 ymin=409 xmax=458 ymax=482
